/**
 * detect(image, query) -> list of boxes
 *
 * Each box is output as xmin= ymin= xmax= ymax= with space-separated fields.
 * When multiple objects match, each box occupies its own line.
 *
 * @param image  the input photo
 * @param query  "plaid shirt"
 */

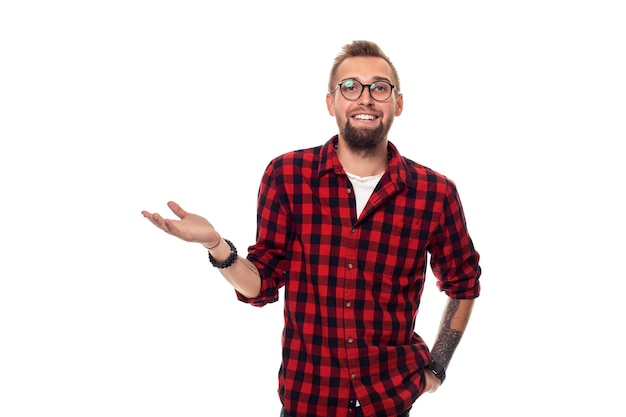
xmin=239 ymin=136 xmax=481 ymax=417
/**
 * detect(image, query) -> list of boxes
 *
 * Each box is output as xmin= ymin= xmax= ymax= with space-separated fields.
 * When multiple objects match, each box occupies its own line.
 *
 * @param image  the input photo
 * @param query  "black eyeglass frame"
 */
xmin=331 ymin=79 xmax=397 ymax=102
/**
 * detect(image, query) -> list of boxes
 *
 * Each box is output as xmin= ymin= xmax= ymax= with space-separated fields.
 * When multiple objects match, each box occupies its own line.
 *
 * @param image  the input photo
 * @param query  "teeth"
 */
xmin=354 ymin=114 xmax=375 ymax=120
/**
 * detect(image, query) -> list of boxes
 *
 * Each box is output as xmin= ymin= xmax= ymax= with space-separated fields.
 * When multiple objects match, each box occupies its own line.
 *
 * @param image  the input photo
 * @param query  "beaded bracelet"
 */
xmin=208 ymin=238 xmax=238 ymax=269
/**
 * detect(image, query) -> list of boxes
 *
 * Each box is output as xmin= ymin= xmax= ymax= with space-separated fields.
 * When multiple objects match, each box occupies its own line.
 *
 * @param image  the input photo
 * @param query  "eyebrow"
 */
xmin=342 ymin=76 xmax=393 ymax=84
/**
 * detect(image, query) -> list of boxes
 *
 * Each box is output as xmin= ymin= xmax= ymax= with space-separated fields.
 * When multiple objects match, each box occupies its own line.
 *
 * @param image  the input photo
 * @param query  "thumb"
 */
xmin=167 ymin=201 xmax=187 ymax=219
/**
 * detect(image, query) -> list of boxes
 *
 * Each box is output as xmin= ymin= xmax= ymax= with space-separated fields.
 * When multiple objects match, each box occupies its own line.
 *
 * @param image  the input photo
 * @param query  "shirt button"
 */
xmin=347 ymin=263 xmax=353 ymax=269
xmin=347 ymin=337 xmax=354 ymax=344
xmin=351 ymin=228 xmax=356 ymax=233
xmin=346 ymin=301 xmax=352 ymax=308
xmin=351 ymin=373 xmax=357 ymax=380
xmin=347 ymin=188 xmax=352 ymax=194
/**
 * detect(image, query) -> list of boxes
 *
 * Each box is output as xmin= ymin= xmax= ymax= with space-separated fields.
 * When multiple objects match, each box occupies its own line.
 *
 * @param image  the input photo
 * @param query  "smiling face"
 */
xmin=326 ymin=56 xmax=403 ymax=153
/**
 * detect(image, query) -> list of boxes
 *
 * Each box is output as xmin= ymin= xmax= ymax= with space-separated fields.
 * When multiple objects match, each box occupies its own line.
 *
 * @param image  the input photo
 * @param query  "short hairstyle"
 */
xmin=328 ymin=40 xmax=401 ymax=93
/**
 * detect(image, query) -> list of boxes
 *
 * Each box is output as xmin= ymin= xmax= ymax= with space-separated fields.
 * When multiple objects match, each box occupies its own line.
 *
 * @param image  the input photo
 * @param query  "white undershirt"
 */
xmin=346 ymin=171 xmax=384 ymax=217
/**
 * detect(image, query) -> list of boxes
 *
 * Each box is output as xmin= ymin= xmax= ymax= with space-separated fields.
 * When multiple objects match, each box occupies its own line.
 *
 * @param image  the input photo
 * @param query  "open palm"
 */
xmin=141 ymin=201 xmax=218 ymax=246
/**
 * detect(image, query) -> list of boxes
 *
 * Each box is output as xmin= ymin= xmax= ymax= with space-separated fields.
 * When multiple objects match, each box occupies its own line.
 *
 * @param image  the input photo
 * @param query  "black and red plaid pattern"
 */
xmin=239 ymin=136 xmax=481 ymax=417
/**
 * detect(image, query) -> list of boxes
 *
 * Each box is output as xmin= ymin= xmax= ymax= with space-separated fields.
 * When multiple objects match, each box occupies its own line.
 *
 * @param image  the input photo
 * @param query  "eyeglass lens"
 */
xmin=340 ymin=79 xmax=393 ymax=101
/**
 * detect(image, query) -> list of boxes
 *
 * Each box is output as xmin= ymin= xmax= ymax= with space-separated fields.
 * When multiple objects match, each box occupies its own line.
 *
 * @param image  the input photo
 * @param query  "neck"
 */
xmin=336 ymin=137 xmax=388 ymax=177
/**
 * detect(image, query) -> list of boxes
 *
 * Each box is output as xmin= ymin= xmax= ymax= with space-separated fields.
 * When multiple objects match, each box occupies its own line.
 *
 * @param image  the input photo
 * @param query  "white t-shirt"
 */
xmin=346 ymin=171 xmax=384 ymax=217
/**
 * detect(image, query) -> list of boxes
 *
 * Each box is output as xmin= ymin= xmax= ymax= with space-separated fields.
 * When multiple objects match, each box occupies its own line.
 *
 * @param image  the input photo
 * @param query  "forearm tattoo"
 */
xmin=241 ymin=258 xmax=261 ymax=276
xmin=431 ymin=299 xmax=464 ymax=368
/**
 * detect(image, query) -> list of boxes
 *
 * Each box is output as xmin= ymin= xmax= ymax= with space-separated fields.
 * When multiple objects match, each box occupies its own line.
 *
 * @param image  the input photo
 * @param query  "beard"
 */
xmin=341 ymin=118 xmax=391 ymax=153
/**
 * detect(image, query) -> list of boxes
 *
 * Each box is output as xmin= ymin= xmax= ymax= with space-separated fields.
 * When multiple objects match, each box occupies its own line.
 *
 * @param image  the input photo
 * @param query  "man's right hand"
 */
xmin=141 ymin=201 xmax=220 ymax=248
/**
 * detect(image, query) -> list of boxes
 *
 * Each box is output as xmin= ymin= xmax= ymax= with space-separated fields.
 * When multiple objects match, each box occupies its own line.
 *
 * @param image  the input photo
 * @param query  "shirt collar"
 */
xmin=318 ymin=135 xmax=414 ymax=189
xmin=318 ymin=135 xmax=343 ymax=176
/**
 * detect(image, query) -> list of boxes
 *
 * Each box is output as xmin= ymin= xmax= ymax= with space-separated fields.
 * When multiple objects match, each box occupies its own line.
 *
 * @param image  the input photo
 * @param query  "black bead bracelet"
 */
xmin=208 ymin=238 xmax=238 ymax=269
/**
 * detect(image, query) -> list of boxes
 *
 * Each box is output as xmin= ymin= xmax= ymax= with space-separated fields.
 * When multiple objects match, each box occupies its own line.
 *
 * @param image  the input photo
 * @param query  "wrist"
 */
xmin=427 ymin=360 xmax=446 ymax=384
xmin=203 ymin=233 xmax=221 ymax=251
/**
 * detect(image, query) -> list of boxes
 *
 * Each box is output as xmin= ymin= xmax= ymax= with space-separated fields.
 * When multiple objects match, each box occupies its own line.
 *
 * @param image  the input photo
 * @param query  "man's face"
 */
xmin=326 ymin=56 xmax=403 ymax=152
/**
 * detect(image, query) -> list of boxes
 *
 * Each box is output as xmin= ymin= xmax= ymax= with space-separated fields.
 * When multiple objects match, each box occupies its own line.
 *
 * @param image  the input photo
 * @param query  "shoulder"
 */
xmin=388 ymin=141 xmax=456 ymax=194
xmin=265 ymin=144 xmax=324 ymax=174
xmin=258 ymin=145 xmax=324 ymax=192
xmin=401 ymin=156 xmax=458 ymax=193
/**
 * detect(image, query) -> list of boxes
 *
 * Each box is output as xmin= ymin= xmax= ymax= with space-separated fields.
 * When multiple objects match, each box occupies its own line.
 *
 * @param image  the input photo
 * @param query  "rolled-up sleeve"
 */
xmin=430 ymin=180 xmax=481 ymax=299
xmin=237 ymin=160 xmax=291 ymax=306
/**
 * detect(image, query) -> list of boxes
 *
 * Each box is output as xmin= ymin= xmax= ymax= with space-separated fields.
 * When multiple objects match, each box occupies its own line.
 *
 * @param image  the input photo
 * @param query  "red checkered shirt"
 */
xmin=239 ymin=136 xmax=481 ymax=417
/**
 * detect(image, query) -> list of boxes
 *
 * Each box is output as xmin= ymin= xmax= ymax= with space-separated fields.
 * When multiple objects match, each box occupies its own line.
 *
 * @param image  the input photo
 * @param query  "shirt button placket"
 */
xmin=344 ymin=219 xmax=359 ymax=390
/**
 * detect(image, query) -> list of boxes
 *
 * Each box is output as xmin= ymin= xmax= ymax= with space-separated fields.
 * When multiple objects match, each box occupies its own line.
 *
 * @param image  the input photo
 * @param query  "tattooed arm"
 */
xmin=425 ymin=298 xmax=476 ymax=392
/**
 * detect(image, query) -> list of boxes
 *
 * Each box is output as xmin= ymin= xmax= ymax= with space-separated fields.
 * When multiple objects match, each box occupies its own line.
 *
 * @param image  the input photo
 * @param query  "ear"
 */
xmin=326 ymin=93 xmax=336 ymax=116
xmin=395 ymin=93 xmax=404 ymax=116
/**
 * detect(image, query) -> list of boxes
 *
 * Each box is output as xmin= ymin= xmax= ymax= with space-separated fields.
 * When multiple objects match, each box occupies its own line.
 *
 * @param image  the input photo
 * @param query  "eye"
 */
xmin=342 ymin=79 xmax=358 ymax=92
xmin=372 ymin=83 xmax=389 ymax=92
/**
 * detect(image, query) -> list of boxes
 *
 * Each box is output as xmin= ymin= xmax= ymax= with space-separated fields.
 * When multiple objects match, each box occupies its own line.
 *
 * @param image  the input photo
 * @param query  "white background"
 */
xmin=1 ymin=1 xmax=624 ymax=416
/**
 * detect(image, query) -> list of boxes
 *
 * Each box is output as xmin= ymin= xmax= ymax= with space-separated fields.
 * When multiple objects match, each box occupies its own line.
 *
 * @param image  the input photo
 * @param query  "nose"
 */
xmin=357 ymin=85 xmax=374 ymax=105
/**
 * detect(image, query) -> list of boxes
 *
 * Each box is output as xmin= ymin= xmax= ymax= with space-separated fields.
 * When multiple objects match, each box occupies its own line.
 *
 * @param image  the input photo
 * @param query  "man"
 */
xmin=142 ymin=40 xmax=481 ymax=417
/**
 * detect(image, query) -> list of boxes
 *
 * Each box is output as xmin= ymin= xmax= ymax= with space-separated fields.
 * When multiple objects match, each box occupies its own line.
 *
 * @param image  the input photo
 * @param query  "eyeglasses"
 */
xmin=332 ymin=78 xmax=396 ymax=102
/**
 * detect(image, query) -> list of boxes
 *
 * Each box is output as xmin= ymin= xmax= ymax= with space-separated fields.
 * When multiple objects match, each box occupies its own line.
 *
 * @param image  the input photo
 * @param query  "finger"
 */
xmin=142 ymin=211 xmax=167 ymax=227
xmin=142 ymin=210 xmax=189 ymax=241
xmin=167 ymin=201 xmax=188 ymax=220
xmin=146 ymin=213 xmax=165 ymax=230
xmin=142 ymin=211 xmax=162 ymax=228
xmin=152 ymin=213 xmax=169 ymax=229
xmin=150 ymin=213 xmax=177 ymax=235
xmin=162 ymin=218 xmax=185 ymax=238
